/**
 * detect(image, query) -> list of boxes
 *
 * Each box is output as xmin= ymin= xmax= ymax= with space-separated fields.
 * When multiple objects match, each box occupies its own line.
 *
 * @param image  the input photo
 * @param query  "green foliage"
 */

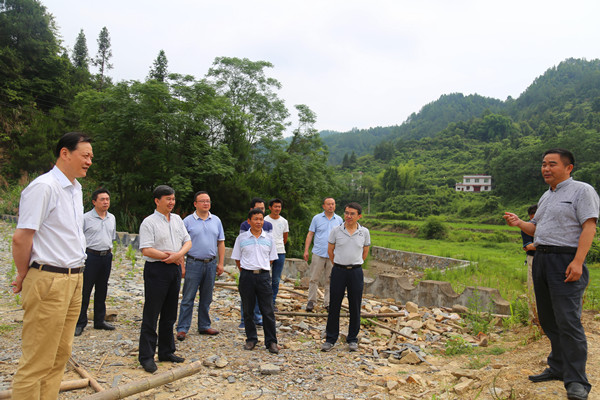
xmin=445 ymin=335 xmax=473 ymax=355
xmin=419 ymin=216 xmax=448 ymax=239
xmin=148 ymin=50 xmax=168 ymax=82
xmin=93 ymin=26 xmax=113 ymax=89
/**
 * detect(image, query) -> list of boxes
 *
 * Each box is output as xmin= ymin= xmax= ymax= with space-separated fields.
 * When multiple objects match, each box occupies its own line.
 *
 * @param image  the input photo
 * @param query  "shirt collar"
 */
xmin=245 ymin=228 xmax=267 ymax=238
xmin=193 ymin=211 xmax=212 ymax=220
xmin=51 ymin=165 xmax=77 ymax=189
xmin=153 ymin=209 xmax=170 ymax=221
xmin=552 ymin=177 xmax=573 ymax=192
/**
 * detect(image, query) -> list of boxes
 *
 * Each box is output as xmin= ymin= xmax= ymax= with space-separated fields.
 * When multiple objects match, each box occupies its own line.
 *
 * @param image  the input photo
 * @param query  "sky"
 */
xmin=42 ymin=0 xmax=600 ymax=134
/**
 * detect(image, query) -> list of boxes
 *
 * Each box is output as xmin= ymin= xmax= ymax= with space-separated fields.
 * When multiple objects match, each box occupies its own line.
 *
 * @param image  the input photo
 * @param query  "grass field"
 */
xmin=366 ymin=219 xmax=600 ymax=310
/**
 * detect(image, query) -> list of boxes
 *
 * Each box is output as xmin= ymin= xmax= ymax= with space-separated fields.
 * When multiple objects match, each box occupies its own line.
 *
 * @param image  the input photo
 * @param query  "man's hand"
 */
xmin=162 ymin=251 xmax=179 ymax=264
xmin=503 ymin=212 xmax=521 ymax=227
xmin=217 ymin=264 xmax=224 ymax=276
xmin=565 ymin=261 xmax=583 ymax=282
xmin=12 ymin=273 xmax=25 ymax=294
xmin=303 ymin=250 xmax=309 ymax=262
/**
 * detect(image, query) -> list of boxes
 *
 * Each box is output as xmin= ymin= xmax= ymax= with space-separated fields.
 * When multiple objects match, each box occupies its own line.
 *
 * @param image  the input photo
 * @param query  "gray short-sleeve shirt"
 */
xmin=328 ymin=223 xmax=371 ymax=265
xmin=139 ymin=210 xmax=191 ymax=262
xmin=532 ymin=178 xmax=599 ymax=247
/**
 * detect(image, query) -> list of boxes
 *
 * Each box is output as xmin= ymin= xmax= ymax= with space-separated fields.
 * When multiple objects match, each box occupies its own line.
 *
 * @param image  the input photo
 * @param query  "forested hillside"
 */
xmin=2 ymin=0 xmax=600 ymax=251
xmin=333 ymin=58 xmax=600 ymax=221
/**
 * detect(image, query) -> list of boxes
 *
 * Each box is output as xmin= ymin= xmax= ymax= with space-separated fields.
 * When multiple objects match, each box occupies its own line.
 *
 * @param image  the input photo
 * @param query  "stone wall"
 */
xmin=370 ymin=246 xmax=470 ymax=271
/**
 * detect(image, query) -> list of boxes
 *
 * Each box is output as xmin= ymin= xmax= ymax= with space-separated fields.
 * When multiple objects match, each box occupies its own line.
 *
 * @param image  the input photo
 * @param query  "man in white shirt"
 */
xmin=264 ymin=198 xmax=289 ymax=309
xmin=75 ymin=188 xmax=117 ymax=336
xmin=11 ymin=132 xmax=93 ymax=399
xmin=231 ymin=209 xmax=280 ymax=354
xmin=138 ymin=185 xmax=191 ymax=373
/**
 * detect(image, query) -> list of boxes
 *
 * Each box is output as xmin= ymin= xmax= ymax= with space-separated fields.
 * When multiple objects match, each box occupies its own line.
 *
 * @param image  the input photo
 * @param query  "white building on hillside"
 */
xmin=455 ymin=175 xmax=492 ymax=192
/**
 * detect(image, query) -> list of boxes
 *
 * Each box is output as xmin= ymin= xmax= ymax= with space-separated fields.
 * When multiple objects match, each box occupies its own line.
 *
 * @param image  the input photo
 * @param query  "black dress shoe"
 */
xmin=268 ymin=342 xmax=280 ymax=354
xmin=141 ymin=359 xmax=157 ymax=373
xmin=94 ymin=322 xmax=115 ymax=331
xmin=528 ymin=368 xmax=562 ymax=383
xmin=566 ymin=382 xmax=589 ymax=400
xmin=158 ymin=353 xmax=185 ymax=363
xmin=74 ymin=326 xmax=84 ymax=336
xmin=244 ymin=341 xmax=257 ymax=350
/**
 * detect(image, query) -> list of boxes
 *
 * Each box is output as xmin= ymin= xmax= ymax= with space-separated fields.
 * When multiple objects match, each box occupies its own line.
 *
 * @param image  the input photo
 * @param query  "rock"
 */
xmin=386 ymin=379 xmax=399 ymax=390
xmin=215 ymin=357 xmax=228 ymax=368
xmin=260 ymin=363 xmax=281 ymax=375
xmin=476 ymin=332 xmax=489 ymax=347
xmin=405 ymin=320 xmax=423 ymax=330
xmin=399 ymin=327 xmax=416 ymax=339
xmin=406 ymin=373 xmax=427 ymax=386
xmin=454 ymin=377 xmax=473 ymax=394
xmin=451 ymin=304 xmax=469 ymax=314
xmin=203 ymin=355 xmax=219 ymax=367
xmin=399 ymin=349 xmax=422 ymax=364
xmin=407 ymin=312 xmax=421 ymax=321
xmin=405 ymin=301 xmax=419 ymax=314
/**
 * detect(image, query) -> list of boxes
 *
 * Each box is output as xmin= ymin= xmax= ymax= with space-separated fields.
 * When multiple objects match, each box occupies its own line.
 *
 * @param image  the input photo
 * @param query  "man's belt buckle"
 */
xmin=252 ymin=269 xmax=263 ymax=274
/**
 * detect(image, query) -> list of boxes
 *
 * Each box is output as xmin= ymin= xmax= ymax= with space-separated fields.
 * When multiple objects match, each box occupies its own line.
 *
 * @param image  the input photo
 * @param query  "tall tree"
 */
xmin=148 ymin=49 xmax=168 ymax=82
xmin=0 ymin=0 xmax=74 ymax=178
xmin=72 ymin=29 xmax=89 ymax=69
xmin=93 ymin=26 xmax=113 ymax=89
xmin=206 ymin=57 xmax=289 ymax=146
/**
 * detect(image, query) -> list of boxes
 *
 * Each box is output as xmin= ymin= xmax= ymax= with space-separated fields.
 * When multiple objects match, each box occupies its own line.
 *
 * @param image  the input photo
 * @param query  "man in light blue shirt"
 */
xmin=303 ymin=197 xmax=343 ymax=312
xmin=176 ymin=191 xmax=225 ymax=341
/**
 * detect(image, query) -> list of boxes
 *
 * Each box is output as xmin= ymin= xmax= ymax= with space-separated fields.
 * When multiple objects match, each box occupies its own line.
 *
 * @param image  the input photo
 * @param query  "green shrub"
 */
xmin=419 ymin=216 xmax=448 ymax=239
xmin=445 ymin=335 xmax=473 ymax=355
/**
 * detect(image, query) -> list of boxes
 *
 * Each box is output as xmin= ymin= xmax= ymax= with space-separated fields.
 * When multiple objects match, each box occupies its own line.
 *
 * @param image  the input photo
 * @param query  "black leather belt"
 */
xmin=30 ymin=262 xmax=84 ymax=274
xmin=334 ymin=263 xmax=362 ymax=269
xmin=187 ymin=255 xmax=216 ymax=263
xmin=536 ymin=245 xmax=578 ymax=254
xmin=86 ymin=248 xmax=111 ymax=256
xmin=242 ymin=268 xmax=269 ymax=274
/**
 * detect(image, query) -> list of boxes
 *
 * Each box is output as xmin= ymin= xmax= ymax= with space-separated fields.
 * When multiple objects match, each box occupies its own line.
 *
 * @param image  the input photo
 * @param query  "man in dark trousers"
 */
xmin=504 ymin=149 xmax=599 ymax=400
xmin=138 ymin=185 xmax=191 ymax=373
xmin=321 ymin=202 xmax=370 ymax=353
xmin=75 ymin=188 xmax=117 ymax=336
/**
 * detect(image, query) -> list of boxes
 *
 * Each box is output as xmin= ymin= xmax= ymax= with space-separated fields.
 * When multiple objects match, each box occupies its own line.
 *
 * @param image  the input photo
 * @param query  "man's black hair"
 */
xmin=249 ymin=197 xmax=265 ymax=209
xmin=92 ymin=188 xmax=110 ymax=202
xmin=322 ymin=197 xmax=335 ymax=204
xmin=194 ymin=191 xmax=209 ymax=202
xmin=543 ymin=148 xmax=575 ymax=167
xmin=248 ymin=208 xmax=265 ymax=219
xmin=345 ymin=202 xmax=362 ymax=215
xmin=269 ymin=198 xmax=283 ymax=207
xmin=153 ymin=185 xmax=175 ymax=200
xmin=527 ymin=204 xmax=538 ymax=216
xmin=55 ymin=132 xmax=92 ymax=158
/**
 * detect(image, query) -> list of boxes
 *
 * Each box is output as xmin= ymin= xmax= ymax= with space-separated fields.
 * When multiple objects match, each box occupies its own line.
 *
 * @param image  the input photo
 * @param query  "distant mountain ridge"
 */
xmin=321 ymin=58 xmax=600 ymax=164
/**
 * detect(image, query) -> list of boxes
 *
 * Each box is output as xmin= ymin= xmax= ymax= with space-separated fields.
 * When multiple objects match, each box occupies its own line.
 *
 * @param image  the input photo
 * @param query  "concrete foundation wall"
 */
xmin=371 ymin=246 xmax=470 ymax=271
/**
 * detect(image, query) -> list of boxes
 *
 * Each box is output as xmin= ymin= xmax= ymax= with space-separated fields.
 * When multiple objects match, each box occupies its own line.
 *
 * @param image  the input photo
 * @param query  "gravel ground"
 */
xmin=2 ymin=219 xmax=600 ymax=399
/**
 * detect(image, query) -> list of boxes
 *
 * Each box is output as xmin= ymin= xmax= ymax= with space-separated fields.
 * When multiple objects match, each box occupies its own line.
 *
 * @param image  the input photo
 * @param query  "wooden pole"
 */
xmin=0 ymin=379 xmax=90 ymax=399
xmin=366 ymin=318 xmax=416 ymax=340
xmin=275 ymin=311 xmax=406 ymax=318
xmin=69 ymin=357 xmax=105 ymax=392
xmin=82 ymin=360 xmax=204 ymax=400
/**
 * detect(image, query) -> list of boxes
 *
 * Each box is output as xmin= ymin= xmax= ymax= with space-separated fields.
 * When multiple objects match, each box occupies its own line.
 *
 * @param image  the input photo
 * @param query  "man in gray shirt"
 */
xmin=504 ymin=149 xmax=599 ymax=400
xmin=75 ymin=188 xmax=117 ymax=336
xmin=321 ymin=202 xmax=370 ymax=353
xmin=138 ymin=185 xmax=191 ymax=373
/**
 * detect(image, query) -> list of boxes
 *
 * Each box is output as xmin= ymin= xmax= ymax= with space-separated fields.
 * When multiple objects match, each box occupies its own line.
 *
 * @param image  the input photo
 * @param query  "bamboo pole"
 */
xmin=82 ymin=360 xmax=205 ymax=400
xmin=69 ymin=357 xmax=105 ymax=392
xmin=0 ymin=379 xmax=90 ymax=399
xmin=275 ymin=311 xmax=407 ymax=318
xmin=366 ymin=318 xmax=416 ymax=340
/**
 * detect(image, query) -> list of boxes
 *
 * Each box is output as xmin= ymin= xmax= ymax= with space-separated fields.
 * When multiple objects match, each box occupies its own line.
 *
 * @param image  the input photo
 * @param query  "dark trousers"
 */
xmin=139 ymin=261 xmax=181 ymax=363
xmin=238 ymin=269 xmax=277 ymax=347
xmin=325 ymin=265 xmax=363 ymax=344
xmin=77 ymin=251 xmax=112 ymax=328
xmin=533 ymin=251 xmax=591 ymax=392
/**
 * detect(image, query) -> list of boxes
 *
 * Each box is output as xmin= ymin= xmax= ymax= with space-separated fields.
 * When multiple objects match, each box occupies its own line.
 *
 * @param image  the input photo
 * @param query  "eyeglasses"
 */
xmin=196 ymin=200 xmax=211 ymax=204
